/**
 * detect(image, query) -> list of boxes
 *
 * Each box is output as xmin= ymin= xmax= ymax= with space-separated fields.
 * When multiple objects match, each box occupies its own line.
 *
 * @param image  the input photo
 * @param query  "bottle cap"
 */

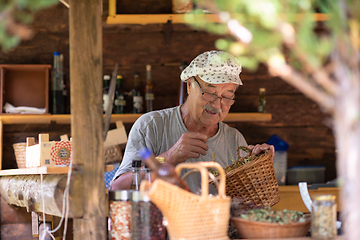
xmin=103 ymin=75 xmax=111 ymax=80
xmin=155 ymin=157 xmax=165 ymax=163
xmin=132 ymin=160 xmax=142 ymax=168
xmin=108 ymin=190 xmax=134 ymax=201
xmin=138 ymin=147 xmax=152 ymax=160
xmin=54 ymin=51 xmax=60 ymax=56
xmin=117 ymin=75 xmax=122 ymax=79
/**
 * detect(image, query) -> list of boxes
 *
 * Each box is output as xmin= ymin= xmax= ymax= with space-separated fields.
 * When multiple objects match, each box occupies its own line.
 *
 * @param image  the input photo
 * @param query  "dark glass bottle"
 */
xmin=138 ymin=147 xmax=190 ymax=191
xmin=130 ymin=160 xmax=142 ymax=191
xmin=132 ymin=73 xmax=143 ymax=113
xmin=145 ymin=64 xmax=154 ymax=112
xmin=258 ymin=87 xmax=266 ymax=113
xmin=114 ymin=75 xmax=126 ymax=114
xmin=103 ymin=75 xmax=111 ymax=114
xmin=51 ymin=51 xmax=64 ymax=114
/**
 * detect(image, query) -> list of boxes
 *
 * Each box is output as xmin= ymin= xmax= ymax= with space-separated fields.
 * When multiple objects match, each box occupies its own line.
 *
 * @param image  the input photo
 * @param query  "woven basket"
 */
xmin=210 ymin=146 xmax=280 ymax=208
xmin=12 ymin=143 xmax=27 ymax=168
xmin=104 ymin=144 xmax=123 ymax=164
xmin=140 ymin=162 xmax=231 ymax=240
xmin=231 ymin=216 xmax=311 ymax=239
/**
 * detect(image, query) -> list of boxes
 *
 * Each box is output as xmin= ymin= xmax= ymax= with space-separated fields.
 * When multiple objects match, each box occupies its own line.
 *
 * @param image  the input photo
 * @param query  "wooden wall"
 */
xmin=0 ymin=1 xmax=336 ymax=238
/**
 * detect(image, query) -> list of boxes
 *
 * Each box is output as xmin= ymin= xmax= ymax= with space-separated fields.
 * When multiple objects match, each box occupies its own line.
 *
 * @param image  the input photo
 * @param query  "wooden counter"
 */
xmin=272 ymin=185 xmax=341 ymax=212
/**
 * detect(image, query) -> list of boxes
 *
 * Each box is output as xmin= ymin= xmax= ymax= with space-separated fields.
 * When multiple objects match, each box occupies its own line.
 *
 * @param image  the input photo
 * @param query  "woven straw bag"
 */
xmin=210 ymin=146 xmax=280 ymax=208
xmin=13 ymin=143 xmax=27 ymax=168
xmin=140 ymin=162 xmax=231 ymax=240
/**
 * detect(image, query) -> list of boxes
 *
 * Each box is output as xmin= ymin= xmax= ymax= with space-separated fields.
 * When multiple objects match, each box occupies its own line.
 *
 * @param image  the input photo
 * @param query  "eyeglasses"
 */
xmin=193 ymin=77 xmax=235 ymax=106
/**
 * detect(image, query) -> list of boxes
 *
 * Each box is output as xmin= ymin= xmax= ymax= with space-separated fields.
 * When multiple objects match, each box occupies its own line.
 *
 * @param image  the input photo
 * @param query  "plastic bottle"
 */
xmin=266 ymin=134 xmax=289 ymax=185
xmin=137 ymin=147 xmax=190 ymax=191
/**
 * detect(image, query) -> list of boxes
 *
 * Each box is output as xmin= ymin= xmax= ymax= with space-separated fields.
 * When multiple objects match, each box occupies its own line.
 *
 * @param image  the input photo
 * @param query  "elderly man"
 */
xmin=110 ymin=50 xmax=274 ymax=193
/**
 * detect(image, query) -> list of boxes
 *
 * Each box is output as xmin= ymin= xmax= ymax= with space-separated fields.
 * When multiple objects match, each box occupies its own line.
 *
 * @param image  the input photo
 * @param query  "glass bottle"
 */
xmin=103 ymin=75 xmax=111 ymax=114
xmin=145 ymin=64 xmax=154 ymax=112
xmin=311 ymin=194 xmax=337 ymax=239
xmin=114 ymin=75 xmax=126 ymax=114
xmin=138 ymin=147 xmax=190 ymax=191
xmin=130 ymin=160 xmax=142 ymax=191
xmin=258 ymin=87 xmax=266 ymax=113
xmin=51 ymin=51 xmax=64 ymax=114
xmin=132 ymin=73 xmax=143 ymax=113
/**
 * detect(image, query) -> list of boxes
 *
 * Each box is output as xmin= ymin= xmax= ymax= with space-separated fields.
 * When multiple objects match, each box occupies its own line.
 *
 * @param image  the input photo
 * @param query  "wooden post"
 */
xmin=69 ymin=0 xmax=105 ymax=239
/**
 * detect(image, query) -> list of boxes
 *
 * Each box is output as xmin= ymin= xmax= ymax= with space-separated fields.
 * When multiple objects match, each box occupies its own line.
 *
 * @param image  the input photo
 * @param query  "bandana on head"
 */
xmin=180 ymin=50 xmax=242 ymax=85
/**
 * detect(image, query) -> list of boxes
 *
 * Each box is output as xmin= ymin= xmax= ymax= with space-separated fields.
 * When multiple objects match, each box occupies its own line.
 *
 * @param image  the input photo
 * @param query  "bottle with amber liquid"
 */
xmin=258 ymin=88 xmax=266 ymax=113
xmin=132 ymin=73 xmax=143 ymax=113
xmin=145 ymin=64 xmax=154 ymax=112
xmin=138 ymin=147 xmax=190 ymax=191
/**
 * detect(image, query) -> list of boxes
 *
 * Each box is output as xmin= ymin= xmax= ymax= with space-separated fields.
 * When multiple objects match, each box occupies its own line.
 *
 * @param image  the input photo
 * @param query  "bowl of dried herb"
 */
xmin=231 ymin=207 xmax=311 ymax=239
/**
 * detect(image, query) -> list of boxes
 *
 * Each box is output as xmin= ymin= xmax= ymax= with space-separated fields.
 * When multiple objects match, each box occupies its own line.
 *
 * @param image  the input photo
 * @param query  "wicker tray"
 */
xmin=210 ymin=146 xmax=280 ymax=207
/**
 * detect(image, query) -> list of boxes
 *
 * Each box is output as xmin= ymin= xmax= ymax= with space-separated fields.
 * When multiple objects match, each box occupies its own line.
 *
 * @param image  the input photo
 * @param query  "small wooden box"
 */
xmin=0 ymin=64 xmax=51 ymax=114
xmin=26 ymin=134 xmax=72 ymax=168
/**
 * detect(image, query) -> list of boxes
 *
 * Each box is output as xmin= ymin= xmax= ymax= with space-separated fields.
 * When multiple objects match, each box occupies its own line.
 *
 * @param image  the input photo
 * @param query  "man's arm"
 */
xmin=109 ymin=172 xmax=133 ymax=190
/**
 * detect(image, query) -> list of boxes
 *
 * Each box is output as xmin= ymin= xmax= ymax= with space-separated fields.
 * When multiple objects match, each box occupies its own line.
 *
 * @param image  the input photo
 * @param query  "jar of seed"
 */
xmin=108 ymin=190 xmax=133 ymax=240
xmin=311 ymin=194 xmax=337 ymax=239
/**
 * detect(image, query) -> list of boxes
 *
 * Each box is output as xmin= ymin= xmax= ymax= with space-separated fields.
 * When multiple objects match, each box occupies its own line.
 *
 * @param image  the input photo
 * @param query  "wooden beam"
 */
xmin=0 ymin=174 xmax=83 ymax=218
xmin=69 ymin=0 xmax=105 ymax=239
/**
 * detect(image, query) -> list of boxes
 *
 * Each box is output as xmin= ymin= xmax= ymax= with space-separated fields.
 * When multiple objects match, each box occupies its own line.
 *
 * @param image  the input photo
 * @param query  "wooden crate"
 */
xmin=0 ymin=64 xmax=51 ymax=114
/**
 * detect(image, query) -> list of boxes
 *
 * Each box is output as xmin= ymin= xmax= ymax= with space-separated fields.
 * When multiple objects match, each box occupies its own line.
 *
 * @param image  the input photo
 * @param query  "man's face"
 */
xmin=187 ymin=76 xmax=237 ymax=127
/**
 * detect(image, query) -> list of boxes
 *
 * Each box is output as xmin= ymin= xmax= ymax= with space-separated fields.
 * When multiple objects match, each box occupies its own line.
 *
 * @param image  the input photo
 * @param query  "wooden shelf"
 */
xmin=106 ymin=13 xmax=221 ymax=25
xmin=0 ymin=165 xmax=114 ymax=176
xmin=106 ymin=13 xmax=329 ymax=25
xmin=0 ymin=113 xmax=270 ymax=125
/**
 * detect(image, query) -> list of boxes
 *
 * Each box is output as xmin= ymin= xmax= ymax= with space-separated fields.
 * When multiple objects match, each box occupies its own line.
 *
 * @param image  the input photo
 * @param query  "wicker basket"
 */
xmin=12 ymin=142 xmax=27 ymax=168
xmin=140 ymin=162 xmax=231 ymax=240
xmin=104 ymin=144 xmax=123 ymax=164
xmin=210 ymin=146 xmax=280 ymax=208
xmin=231 ymin=216 xmax=311 ymax=239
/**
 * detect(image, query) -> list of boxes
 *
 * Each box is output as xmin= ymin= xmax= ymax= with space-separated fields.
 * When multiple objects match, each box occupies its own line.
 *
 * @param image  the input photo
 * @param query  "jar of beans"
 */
xmin=311 ymin=194 xmax=337 ymax=239
xmin=109 ymin=190 xmax=133 ymax=240
xmin=131 ymin=191 xmax=166 ymax=240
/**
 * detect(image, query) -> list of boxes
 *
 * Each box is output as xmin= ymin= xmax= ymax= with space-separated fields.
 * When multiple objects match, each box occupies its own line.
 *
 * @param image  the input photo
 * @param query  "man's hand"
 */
xmin=159 ymin=132 xmax=209 ymax=166
xmin=248 ymin=143 xmax=275 ymax=162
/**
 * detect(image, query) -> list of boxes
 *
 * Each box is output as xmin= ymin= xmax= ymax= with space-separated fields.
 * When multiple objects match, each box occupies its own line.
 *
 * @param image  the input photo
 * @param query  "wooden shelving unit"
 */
xmin=0 ymin=113 xmax=271 ymax=169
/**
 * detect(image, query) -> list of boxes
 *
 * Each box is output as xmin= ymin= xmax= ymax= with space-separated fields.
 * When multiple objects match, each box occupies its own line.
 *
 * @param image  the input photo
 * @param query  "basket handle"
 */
xmin=175 ymin=162 xmax=226 ymax=198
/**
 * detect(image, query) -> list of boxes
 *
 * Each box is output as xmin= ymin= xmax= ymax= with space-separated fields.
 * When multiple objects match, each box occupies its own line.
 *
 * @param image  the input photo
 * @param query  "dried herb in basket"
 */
xmin=209 ymin=146 xmax=261 ymax=177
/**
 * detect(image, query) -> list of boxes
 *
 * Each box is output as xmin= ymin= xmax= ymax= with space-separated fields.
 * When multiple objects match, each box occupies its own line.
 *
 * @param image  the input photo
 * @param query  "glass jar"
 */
xmin=108 ymin=190 xmax=133 ymax=240
xmin=311 ymin=194 xmax=337 ymax=239
xmin=131 ymin=191 xmax=166 ymax=240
